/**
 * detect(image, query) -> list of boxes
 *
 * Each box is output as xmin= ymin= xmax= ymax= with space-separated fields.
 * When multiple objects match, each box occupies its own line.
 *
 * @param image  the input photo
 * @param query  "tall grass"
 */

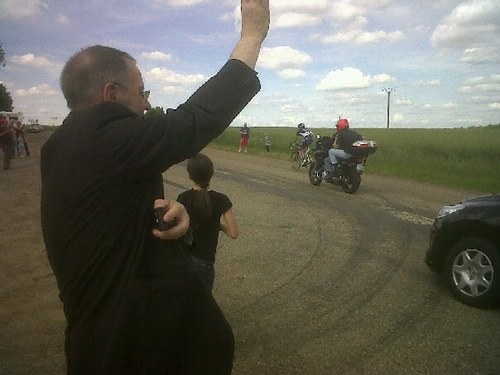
xmin=211 ymin=126 xmax=500 ymax=193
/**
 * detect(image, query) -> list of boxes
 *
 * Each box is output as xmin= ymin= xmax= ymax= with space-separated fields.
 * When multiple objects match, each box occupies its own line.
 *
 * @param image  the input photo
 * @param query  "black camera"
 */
xmin=154 ymin=207 xmax=176 ymax=231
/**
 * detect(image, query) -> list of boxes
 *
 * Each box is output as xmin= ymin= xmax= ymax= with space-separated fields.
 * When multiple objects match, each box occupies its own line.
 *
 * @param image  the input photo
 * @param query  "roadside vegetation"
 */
xmin=211 ymin=125 xmax=500 ymax=193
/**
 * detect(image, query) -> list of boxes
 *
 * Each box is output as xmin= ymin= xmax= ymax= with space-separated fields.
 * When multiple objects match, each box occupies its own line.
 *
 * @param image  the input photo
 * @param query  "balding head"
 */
xmin=60 ymin=45 xmax=136 ymax=111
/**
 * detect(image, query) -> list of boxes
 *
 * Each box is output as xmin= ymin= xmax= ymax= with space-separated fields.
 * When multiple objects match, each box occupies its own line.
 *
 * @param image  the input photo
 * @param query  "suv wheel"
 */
xmin=445 ymin=236 xmax=500 ymax=308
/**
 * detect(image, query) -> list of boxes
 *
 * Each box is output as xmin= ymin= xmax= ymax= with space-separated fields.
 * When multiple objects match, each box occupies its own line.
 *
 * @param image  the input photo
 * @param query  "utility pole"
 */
xmin=382 ymin=88 xmax=395 ymax=129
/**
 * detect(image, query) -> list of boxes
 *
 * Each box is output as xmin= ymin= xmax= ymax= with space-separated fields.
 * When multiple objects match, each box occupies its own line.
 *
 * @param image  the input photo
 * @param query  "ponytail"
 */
xmin=187 ymin=153 xmax=214 ymax=220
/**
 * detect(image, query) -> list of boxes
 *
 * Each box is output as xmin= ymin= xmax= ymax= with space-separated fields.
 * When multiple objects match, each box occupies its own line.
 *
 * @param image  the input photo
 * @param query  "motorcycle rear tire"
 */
xmin=341 ymin=171 xmax=361 ymax=194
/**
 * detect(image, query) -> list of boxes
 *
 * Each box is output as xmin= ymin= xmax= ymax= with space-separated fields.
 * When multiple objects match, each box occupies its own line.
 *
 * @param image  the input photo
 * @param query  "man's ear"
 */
xmin=102 ymin=82 xmax=118 ymax=102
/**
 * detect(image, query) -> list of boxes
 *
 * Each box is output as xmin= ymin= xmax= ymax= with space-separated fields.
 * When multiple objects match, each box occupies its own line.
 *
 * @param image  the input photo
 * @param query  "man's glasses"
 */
xmin=111 ymin=82 xmax=150 ymax=101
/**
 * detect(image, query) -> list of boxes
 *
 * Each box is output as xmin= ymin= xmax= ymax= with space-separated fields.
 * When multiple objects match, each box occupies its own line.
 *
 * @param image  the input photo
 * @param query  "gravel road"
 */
xmin=1 ymin=133 xmax=498 ymax=375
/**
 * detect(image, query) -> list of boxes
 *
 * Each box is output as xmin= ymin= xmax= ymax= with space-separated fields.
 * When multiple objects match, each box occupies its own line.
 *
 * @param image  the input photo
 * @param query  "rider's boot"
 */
xmin=332 ymin=163 xmax=340 ymax=176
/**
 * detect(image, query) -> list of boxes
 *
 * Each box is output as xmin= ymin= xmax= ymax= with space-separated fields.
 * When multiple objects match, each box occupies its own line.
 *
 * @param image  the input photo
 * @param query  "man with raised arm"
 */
xmin=40 ymin=1 xmax=269 ymax=373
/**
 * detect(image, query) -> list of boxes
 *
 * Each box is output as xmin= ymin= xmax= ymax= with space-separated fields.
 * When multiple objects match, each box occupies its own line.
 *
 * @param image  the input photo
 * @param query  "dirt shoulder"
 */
xmin=0 ymin=131 xmax=66 ymax=374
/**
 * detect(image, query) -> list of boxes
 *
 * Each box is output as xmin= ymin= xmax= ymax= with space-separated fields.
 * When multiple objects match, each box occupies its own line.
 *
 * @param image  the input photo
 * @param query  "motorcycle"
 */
xmin=308 ymin=135 xmax=377 ymax=194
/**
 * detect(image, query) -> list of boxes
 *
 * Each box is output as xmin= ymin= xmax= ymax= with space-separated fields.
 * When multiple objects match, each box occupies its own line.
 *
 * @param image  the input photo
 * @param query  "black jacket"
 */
xmin=41 ymin=59 xmax=260 ymax=373
xmin=336 ymin=128 xmax=363 ymax=154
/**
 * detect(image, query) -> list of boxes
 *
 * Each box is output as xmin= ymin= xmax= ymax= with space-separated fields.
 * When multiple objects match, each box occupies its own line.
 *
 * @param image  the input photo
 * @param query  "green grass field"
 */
xmin=211 ymin=126 xmax=500 ymax=193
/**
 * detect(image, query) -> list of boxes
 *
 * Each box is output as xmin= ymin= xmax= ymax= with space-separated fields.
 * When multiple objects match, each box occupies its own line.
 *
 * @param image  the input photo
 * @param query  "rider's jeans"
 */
xmin=328 ymin=148 xmax=352 ymax=165
xmin=323 ymin=156 xmax=334 ymax=172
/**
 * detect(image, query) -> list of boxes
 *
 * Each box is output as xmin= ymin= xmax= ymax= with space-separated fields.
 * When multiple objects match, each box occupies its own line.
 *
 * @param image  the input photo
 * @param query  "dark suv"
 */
xmin=425 ymin=194 xmax=500 ymax=308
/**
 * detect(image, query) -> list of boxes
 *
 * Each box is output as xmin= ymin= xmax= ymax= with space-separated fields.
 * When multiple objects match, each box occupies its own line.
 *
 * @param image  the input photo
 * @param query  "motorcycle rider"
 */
xmin=293 ymin=122 xmax=314 ymax=164
xmin=323 ymin=118 xmax=363 ymax=182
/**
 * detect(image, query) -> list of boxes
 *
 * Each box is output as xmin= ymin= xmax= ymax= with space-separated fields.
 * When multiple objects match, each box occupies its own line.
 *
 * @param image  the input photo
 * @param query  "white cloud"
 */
xmin=280 ymin=104 xmax=297 ymax=114
xmin=145 ymin=67 xmax=205 ymax=86
xmin=11 ymin=54 xmax=54 ymax=69
xmin=393 ymin=114 xmax=405 ymax=122
xmin=371 ymin=73 xmax=394 ymax=83
xmin=316 ymin=67 xmax=394 ymax=91
xmin=327 ymin=1 xmax=364 ymax=21
xmin=441 ymin=102 xmax=457 ymax=109
xmin=0 ymin=0 xmax=46 ymax=20
xmin=396 ymin=98 xmax=412 ymax=106
xmin=460 ymin=47 xmax=500 ymax=64
xmin=431 ymin=0 xmax=500 ymax=49
xmin=274 ymin=13 xmax=320 ymax=28
xmin=268 ymin=0 xmax=404 ymax=45
xmin=16 ymin=84 xmax=58 ymax=97
xmin=416 ymin=79 xmax=442 ymax=87
xmin=271 ymin=0 xmax=329 ymax=12
xmin=56 ymin=14 xmax=71 ymax=25
xmin=488 ymin=102 xmax=500 ymax=110
xmin=278 ymin=69 xmax=306 ymax=79
xmin=459 ymin=74 xmax=500 ymax=93
xmin=147 ymin=0 xmax=208 ymax=8
xmin=468 ymin=95 xmax=493 ymax=104
xmin=162 ymin=86 xmax=185 ymax=95
xmin=141 ymin=51 xmax=173 ymax=62
xmin=257 ymin=46 xmax=313 ymax=70
xmin=318 ymin=29 xmax=405 ymax=45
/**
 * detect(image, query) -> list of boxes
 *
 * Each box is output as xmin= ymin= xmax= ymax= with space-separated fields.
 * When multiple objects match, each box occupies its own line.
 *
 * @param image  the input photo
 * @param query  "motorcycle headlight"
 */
xmin=436 ymin=203 xmax=465 ymax=218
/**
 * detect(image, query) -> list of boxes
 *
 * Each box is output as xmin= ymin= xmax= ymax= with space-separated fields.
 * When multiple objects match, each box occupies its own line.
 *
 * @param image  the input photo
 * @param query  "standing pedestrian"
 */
xmin=15 ymin=121 xmax=30 ymax=156
xmin=40 ymin=1 xmax=270 ymax=373
xmin=239 ymin=122 xmax=251 ymax=152
xmin=177 ymin=153 xmax=239 ymax=291
xmin=0 ymin=115 xmax=15 ymax=170
xmin=264 ymin=132 xmax=272 ymax=152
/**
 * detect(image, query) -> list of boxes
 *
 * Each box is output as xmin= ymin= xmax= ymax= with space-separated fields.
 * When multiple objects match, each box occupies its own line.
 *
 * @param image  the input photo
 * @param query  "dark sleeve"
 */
xmin=176 ymin=191 xmax=188 ymax=206
xmin=219 ymin=193 xmax=233 ymax=214
xmin=101 ymin=60 xmax=261 ymax=177
xmin=322 ymin=137 xmax=333 ymax=149
xmin=154 ymin=59 xmax=260 ymax=166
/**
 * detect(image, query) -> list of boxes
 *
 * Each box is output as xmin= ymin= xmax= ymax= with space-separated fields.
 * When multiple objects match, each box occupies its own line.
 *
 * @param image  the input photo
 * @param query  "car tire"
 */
xmin=444 ymin=236 xmax=500 ymax=308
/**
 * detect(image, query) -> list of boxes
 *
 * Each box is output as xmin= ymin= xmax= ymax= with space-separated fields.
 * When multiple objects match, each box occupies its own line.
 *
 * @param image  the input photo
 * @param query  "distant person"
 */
xmin=264 ymin=132 xmax=272 ymax=152
xmin=40 ymin=1 xmax=269 ymax=373
xmin=177 ymin=153 xmax=239 ymax=291
xmin=0 ymin=115 xmax=15 ymax=170
xmin=324 ymin=118 xmax=363 ymax=182
xmin=292 ymin=122 xmax=314 ymax=164
xmin=239 ymin=122 xmax=251 ymax=152
xmin=14 ymin=121 xmax=30 ymax=157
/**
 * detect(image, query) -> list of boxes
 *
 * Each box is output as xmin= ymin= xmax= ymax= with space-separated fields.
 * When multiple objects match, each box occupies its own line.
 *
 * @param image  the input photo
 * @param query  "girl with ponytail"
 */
xmin=177 ymin=153 xmax=239 ymax=291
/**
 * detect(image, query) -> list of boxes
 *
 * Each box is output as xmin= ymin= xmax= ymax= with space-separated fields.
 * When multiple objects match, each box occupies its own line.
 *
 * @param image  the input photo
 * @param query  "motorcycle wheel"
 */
xmin=341 ymin=170 xmax=361 ymax=194
xmin=309 ymin=165 xmax=322 ymax=185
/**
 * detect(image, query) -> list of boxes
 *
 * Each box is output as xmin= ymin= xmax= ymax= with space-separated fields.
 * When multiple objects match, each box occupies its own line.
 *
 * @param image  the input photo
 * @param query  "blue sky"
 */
xmin=1 ymin=0 xmax=499 ymax=128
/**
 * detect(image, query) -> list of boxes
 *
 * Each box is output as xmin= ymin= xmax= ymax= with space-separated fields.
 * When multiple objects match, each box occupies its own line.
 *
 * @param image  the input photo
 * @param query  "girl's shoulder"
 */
xmin=209 ymin=190 xmax=232 ymax=208
xmin=177 ymin=188 xmax=197 ymax=200
xmin=208 ymin=190 xmax=229 ymax=198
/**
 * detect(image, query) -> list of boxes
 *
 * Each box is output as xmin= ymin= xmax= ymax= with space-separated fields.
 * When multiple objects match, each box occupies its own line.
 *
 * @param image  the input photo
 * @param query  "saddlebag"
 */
xmin=350 ymin=140 xmax=378 ymax=156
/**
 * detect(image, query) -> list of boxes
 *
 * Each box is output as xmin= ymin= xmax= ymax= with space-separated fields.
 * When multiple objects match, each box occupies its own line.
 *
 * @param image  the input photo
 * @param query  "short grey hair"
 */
xmin=60 ymin=45 xmax=136 ymax=111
